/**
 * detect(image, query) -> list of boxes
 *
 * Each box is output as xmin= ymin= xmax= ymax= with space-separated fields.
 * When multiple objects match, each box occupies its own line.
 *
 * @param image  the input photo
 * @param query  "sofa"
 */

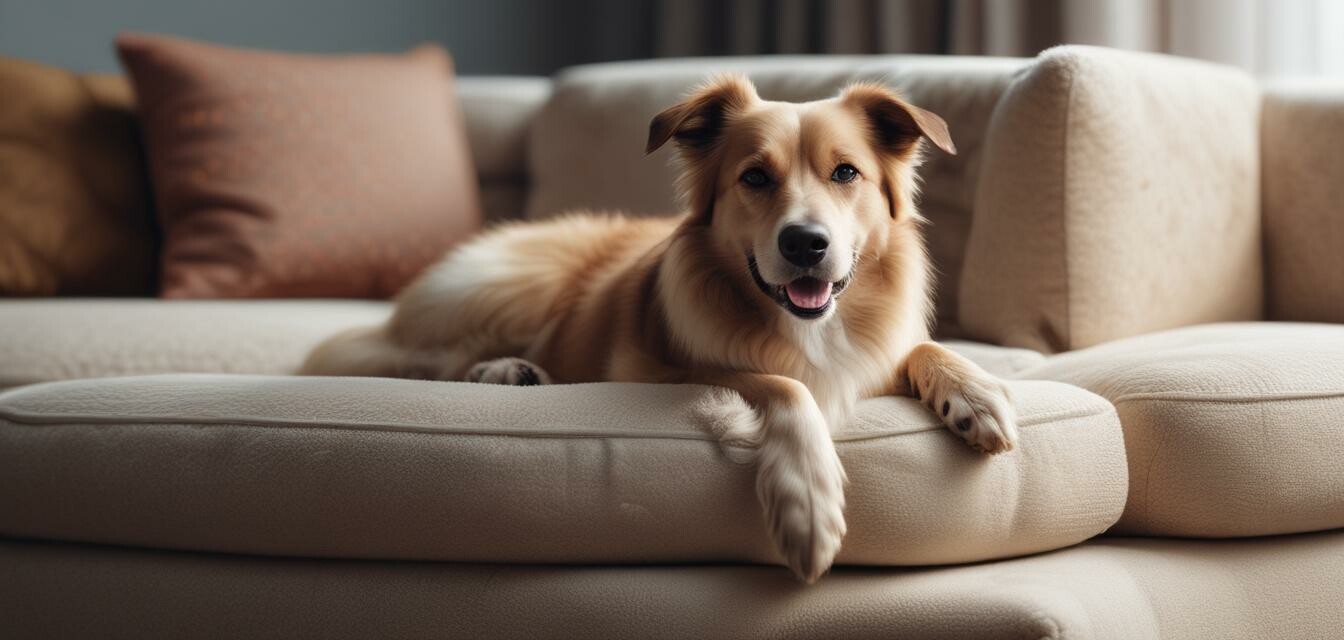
xmin=2 ymin=45 xmax=1343 ymax=639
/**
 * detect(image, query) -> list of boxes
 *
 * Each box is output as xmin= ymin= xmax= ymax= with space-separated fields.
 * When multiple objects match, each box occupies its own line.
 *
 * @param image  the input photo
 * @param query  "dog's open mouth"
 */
xmin=747 ymin=255 xmax=851 ymax=319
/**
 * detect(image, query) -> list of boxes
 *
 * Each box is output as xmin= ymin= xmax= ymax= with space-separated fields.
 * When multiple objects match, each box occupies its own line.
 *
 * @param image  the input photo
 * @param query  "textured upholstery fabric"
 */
xmin=1018 ymin=323 xmax=1344 ymax=537
xmin=119 ymin=34 xmax=481 ymax=298
xmin=0 ymin=57 xmax=157 ymax=296
xmin=1262 ymin=81 xmax=1344 ymax=324
xmin=0 ymin=373 xmax=1126 ymax=568
xmin=0 ymin=300 xmax=390 ymax=390
xmin=960 ymin=46 xmax=1263 ymax=353
xmin=940 ymin=339 xmax=1045 ymax=377
xmin=5 ymin=532 xmax=1343 ymax=640
xmin=526 ymin=55 xmax=1030 ymax=334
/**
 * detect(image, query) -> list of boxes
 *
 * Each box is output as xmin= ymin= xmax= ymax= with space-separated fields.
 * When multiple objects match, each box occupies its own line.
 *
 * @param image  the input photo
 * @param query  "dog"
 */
xmin=300 ymin=74 xmax=1018 ymax=583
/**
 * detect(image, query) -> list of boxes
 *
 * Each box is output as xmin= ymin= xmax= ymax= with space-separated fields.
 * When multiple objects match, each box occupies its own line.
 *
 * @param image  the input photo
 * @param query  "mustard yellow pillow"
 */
xmin=0 ymin=56 xmax=157 ymax=296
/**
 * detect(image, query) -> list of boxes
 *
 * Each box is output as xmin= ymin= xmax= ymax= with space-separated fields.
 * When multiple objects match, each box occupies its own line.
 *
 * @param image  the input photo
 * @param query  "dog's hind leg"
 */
xmin=298 ymin=325 xmax=480 ymax=381
xmin=299 ymin=326 xmax=403 ymax=377
xmin=464 ymin=357 xmax=552 ymax=386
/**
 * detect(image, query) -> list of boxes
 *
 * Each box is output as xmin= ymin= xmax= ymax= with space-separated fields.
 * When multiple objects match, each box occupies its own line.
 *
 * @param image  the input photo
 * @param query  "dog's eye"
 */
xmin=740 ymin=168 xmax=771 ymax=188
xmin=831 ymin=164 xmax=859 ymax=183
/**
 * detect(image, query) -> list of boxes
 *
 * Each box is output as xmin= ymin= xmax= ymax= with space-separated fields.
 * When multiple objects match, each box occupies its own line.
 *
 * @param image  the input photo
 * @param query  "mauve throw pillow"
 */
xmin=117 ymin=34 xmax=481 ymax=298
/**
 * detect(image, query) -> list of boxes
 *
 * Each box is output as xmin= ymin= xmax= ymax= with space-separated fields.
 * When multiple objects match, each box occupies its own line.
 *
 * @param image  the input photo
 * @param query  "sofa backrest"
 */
xmin=518 ymin=55 xmax=1030 ymax=336
xmin=457 ymin=48 xmax=1319 ymax=353
xmin=455 ymin=76 xmax=550 ymax=225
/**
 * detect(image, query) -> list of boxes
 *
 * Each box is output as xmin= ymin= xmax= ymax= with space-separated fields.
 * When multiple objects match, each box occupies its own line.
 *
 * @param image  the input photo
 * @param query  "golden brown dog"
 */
xmin=301 ymin=74 xmax=1018 ymax=582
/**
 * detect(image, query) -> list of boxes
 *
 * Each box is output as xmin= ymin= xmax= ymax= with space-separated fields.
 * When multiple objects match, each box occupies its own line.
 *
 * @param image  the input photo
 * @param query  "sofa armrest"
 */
xmin=1262 ymin=81 xmax=1344 ymax=323
xmin=958 ymin=46 xmax=1263 ymax=352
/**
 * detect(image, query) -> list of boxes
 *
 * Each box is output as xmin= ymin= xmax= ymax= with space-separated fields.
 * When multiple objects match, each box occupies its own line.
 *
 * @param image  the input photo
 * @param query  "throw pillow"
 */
xmin=0 ymin=57 xmax=157 ymax=295
xmin=117 ymin=34 xmax=481 ymax=298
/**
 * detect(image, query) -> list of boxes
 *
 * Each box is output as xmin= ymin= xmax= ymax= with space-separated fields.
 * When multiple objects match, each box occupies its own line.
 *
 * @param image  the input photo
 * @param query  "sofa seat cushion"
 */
xmin=940 ymin=339 xmax=1045 ymax=378
xmin=0 ymin=373 xmax=1125 ymax=568
xmin=1018 ymin=322 xmax=1344 ymax=537
xmin=0 ymin=299 xmax=392 ymax=390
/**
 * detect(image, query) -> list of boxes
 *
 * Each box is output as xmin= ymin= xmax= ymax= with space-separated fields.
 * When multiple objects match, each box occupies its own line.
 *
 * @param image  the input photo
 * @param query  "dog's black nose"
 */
xmin=778 ymin=223 xmax=829 ymax=267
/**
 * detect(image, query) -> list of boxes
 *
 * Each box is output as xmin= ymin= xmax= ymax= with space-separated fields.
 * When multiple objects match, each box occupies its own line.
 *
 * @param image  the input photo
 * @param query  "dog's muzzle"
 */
xmin=747 ymin=253 xmax=852 ymax=319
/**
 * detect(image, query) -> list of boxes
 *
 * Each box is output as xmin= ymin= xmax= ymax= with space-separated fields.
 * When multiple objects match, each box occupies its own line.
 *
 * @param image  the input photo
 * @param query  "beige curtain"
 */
xmin=650 ymin=0 xmax=1344 ymax=76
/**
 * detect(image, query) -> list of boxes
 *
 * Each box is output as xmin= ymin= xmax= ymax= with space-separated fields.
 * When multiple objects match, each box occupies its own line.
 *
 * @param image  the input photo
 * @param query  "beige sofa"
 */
xmin=3 ymin=46 xmax=1343 ymax=638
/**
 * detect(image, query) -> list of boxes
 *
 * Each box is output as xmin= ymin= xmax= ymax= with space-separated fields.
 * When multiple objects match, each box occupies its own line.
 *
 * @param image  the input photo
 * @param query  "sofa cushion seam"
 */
xmin=1111 ymin=389 xmax=1344 ymax=405
xmin=0 ymin=405 xmax=1112 ymax=442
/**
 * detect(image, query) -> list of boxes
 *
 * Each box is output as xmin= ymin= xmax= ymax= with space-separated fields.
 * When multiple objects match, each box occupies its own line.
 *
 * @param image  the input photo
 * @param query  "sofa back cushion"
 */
xmin=959 ymin=47 xmax=1263 ymax=352
xmin=0 ymin=57 xmax=157 ymax=296
xmin=525 ymin=55 xmax=1028 ymax=335
xmin=457 ymin=77 xmax=551 ymax=223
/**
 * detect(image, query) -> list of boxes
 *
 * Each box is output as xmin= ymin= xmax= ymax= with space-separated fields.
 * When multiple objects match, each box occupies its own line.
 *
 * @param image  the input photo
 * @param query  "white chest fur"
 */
xmin=783 ymin=318 xmax=909 ymax=433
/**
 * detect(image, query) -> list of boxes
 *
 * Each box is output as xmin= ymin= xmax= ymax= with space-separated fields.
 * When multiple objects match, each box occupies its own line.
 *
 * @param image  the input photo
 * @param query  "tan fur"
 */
xmin=301 ymin=75 xmax=1018 ymax=583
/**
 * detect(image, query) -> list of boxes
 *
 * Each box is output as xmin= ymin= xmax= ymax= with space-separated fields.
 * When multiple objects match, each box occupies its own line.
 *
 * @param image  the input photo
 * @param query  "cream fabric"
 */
xmin=1262 ymin=81 xmax=1344 ymax=324
xmin=1018 ymin=322 xmax=1344 ymax=538
xmin=941 ymin=339 xmax=1045 ymax=377
xmin=0 ymin=373 xmax=1125 ymax=568
xmin=0 ymin=300 xmax=391 ymax=389
xmin=5 ymin=531 xmax=1343 ymax=639
xmin=526 ymin=55 xmax=1030 ymax=334
xmin=960 ymin=46 xmax=1263 ymax=353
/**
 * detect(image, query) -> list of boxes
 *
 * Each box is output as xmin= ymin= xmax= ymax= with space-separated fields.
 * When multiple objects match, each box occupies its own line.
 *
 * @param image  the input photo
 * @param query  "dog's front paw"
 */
xmin=756 ymin=425 xmax=847 ymax=583
xmin=915 ymin=374 xmax=1018 ymax=454
xmin=465 ymin=358 xmax=551 ymax=386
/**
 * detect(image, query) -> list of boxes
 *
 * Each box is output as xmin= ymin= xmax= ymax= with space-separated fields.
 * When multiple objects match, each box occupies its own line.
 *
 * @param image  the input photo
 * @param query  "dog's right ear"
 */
xmin=646 ymin=74 xmax=758 ymax=155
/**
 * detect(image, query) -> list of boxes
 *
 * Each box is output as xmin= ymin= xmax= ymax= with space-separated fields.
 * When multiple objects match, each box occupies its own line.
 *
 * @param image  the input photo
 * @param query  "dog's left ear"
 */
xmin=647 ymin=74 xmax=759 ymax=224
xmin=842 ymin=83 xmax=956 ymax=156
xmin=646 ymin=73 xmax=759 ymax=155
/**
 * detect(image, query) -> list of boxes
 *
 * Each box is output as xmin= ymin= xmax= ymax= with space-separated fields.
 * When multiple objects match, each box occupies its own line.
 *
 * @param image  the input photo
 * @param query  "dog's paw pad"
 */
xmin=465 ymin=358 xmax=552 ymax=386
xmin=916 ymin=378 xmax=1018 ymax=454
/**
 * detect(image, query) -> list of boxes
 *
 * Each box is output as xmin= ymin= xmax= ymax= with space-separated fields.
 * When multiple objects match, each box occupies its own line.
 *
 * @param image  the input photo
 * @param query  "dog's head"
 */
xmin=647 ymin=74 xmax=954 ymax=321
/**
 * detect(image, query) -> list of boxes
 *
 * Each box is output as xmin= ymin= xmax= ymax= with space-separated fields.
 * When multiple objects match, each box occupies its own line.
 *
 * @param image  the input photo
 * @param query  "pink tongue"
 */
xmin=785 ymin=278 xmax=833 ymax=310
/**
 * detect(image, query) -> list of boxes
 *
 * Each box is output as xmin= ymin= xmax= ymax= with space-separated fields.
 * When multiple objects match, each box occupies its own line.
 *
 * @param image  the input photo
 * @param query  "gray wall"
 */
xmin=0 ymin=0 xmax=656 ymax=76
